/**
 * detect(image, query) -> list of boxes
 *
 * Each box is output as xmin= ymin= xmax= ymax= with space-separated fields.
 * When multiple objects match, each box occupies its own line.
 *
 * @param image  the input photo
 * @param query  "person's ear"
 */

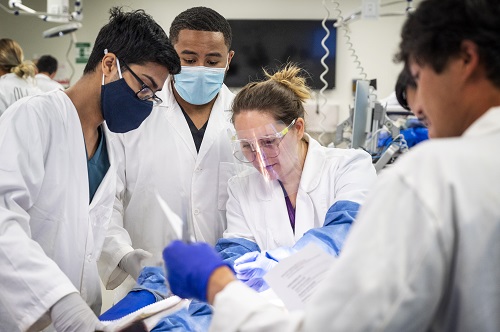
xmin=226 ymin=50 xmax=235 ymax=72
xmin=460 ymin=40 xmax=480 ymax=79
xmin=101 ymin=52 xmax=119 ymax=83
xmin=295 ymin=117 xmax=305 ymax=140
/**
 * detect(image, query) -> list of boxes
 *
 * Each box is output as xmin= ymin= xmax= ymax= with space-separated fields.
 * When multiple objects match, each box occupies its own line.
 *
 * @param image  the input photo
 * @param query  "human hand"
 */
xmin=233 ymin=251 xmax=279 ymax=292
xmin=162 ymin=240 xmax=230 ymax=302
xmin=51 ymin=293 xmax=104 ymax=332
xmin=118 ymin=249 xmax=153 ymax=280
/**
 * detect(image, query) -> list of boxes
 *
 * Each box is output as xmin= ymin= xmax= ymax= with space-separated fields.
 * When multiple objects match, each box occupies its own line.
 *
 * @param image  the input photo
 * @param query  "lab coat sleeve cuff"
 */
xmin=24 ymin=284 xmax=79 ymax=332
xmin=210 ymin=281 xmax=287 ymax=332
xmin=98 ymin=245 xmax=134 ymax=290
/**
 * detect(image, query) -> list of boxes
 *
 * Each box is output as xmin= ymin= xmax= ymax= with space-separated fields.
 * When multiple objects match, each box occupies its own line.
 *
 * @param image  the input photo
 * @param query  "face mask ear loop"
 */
xmin=115 ymin=57 xmax=123 ymax=79
xmin=102 ymin=49 xmax=108 ymax=85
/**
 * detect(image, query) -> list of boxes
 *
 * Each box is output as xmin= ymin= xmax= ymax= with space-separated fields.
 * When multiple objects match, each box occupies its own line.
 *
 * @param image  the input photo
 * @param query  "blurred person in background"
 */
xmin=0 ymin=38 xmax=42 ymax=116
xmin=35 ymin=54 xmax=65 ymax=92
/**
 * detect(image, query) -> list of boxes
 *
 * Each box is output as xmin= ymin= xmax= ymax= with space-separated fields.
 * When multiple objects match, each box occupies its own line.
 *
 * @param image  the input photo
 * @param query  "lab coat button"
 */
xmin=194 ymin=209 xmax=200 ymax=215
xmin=87 ymin=254 xmax=92 ymax=262
xmin=195 ymin=167 xmax=202 ymax=173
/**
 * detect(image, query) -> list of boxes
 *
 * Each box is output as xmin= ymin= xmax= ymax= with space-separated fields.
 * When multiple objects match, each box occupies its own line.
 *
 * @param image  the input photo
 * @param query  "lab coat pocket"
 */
xmin=218 ymin=162 xmax=238 ymax=211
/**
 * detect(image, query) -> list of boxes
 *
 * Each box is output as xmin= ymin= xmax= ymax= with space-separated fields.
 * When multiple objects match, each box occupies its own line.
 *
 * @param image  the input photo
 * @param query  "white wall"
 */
xmin=0 ymin=0 xmax=419 ymax=125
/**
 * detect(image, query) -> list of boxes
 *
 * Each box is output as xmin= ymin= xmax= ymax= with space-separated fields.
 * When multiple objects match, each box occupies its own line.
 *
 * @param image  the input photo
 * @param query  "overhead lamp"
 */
xmin=43 ymin=22 xmax=82 ymax=38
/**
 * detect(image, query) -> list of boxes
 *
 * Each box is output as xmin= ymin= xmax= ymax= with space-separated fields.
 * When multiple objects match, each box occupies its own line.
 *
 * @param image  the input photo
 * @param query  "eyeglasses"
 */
xmin=232 ymin=119 xmax=297 ymax=163
xmin=122 ymin=62 xmax=163 ymax=106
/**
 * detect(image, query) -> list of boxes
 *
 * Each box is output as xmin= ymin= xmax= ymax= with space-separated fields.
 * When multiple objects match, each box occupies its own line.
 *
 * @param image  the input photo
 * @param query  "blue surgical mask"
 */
xmin=101 ymin=57 xmax=153 ymax=133
xmin=173 ymin=62 xmax=227 ymax=105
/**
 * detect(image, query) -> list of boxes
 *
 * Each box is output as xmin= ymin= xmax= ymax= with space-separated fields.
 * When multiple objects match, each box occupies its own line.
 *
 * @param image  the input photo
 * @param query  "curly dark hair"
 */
xmin=84 ymin=7 xmax=180 ymax=75
xmin=395 ymin=0 xmax=500 ymax=87
xmin=169 ymin=7 xmax=232 ymax=50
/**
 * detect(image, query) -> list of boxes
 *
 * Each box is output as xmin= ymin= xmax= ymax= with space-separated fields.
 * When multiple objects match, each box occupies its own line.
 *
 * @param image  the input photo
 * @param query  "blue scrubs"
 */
xmin=87 ymin=126 xmax=110 ymax=203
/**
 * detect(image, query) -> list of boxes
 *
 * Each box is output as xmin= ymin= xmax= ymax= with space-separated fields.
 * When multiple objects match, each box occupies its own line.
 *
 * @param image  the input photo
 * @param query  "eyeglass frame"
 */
xmin=231 ymin=118 xmax=297 ymax=163
xmin=121 ymin=61 xmax=163 ymax=106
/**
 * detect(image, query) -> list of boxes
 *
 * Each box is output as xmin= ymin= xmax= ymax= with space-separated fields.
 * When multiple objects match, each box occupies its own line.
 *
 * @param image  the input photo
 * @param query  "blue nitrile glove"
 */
xmin=163 ymin=240 xmax=230 ymax=302
xmin=233 ymin=251 xmax=283 ymax=292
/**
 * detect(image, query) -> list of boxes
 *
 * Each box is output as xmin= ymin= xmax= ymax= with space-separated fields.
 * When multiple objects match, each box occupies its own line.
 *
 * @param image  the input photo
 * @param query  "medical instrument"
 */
xmin=155 ymin=190 xmax=194 ymax=243
xmin=0 ymin=0 xmax=83 ymax=22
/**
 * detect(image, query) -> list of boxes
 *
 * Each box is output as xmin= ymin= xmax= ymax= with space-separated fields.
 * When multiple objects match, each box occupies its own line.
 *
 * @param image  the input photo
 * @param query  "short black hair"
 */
xmin=84 ymin=7 xmax=180 ymax=75
xmin=395 ymin=67 xmax=416 ymax=111
xmin=395 ymin=0 xmax=500 ymax=87
xmin=36 ymin=55 xmax=58 ymax=75
xmin=169 ymin=7 xmax=232 ymax=50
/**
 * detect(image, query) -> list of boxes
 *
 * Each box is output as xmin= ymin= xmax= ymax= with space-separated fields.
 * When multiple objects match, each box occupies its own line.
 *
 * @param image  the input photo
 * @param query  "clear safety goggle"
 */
xmin=230 ymin=119 xmax=297 ymax=163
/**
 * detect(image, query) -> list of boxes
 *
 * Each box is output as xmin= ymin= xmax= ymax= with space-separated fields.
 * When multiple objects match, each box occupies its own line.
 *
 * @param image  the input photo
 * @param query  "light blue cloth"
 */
xmin=215 ymin=237 xmax=260 ymax=268
xmin=152 ymin=300 xmax=212 ymax=332
xmin=292 ymin=200 xmax=360 ymax=256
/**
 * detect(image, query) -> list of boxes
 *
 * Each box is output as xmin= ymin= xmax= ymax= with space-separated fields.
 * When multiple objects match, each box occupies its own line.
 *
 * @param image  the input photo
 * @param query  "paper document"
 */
xmin=101 ymin=296 xmax=189 ymax=331
xmin=264 ymin=243 xmax=336 ymax=311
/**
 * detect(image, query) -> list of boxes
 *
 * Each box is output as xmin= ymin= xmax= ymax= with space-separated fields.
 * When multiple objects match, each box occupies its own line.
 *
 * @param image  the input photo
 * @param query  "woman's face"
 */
xmin=233 ymin=110 xmax=302 ymax=182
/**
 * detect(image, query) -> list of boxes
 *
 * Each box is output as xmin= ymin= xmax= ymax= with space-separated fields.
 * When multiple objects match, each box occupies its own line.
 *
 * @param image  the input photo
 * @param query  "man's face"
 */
xmin=173 ymin=29 xmax=233 ymax=70
xmin=122 ymin=62 xmax=170 ymax=98
xmin=405 ymin=86 xmax=428 ymax=127
xmin=409 ymin=58 xmax=466 ymax=138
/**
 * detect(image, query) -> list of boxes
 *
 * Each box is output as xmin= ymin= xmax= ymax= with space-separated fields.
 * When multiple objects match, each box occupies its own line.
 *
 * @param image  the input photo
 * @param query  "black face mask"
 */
xmin=100 ymin=58 xmax=153 ymax=133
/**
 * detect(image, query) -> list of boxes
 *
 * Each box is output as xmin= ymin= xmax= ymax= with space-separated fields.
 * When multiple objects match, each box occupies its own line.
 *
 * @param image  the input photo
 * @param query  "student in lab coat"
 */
xmin=35 ymin=54 xmax=65 ymax=92
xmin=215 ymin=64 xmax=377 ymax=291
xmin=395 ymin=67 xmax=429 ymax=129
xmin=162 ymin=0 xmax=500 ymax=330
xmin=0 ymin=38 xmax=42 ymax=115
xmin=98 ymin=7 xmax=236 ymax=293
xmin=0 ymin=7 xmax=180 ymax=332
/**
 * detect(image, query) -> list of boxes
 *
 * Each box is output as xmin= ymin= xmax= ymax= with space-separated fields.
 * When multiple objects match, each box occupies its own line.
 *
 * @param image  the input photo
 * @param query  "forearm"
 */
xmin=207 ymin=266 xmax=236 ymax=304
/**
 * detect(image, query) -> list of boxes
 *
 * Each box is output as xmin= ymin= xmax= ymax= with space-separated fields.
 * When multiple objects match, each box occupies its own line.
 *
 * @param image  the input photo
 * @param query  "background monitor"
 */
xmin=226 ymin=19 xmax=337 ymax=90
xmin=351 ymin=80 xmax=371 ymax=149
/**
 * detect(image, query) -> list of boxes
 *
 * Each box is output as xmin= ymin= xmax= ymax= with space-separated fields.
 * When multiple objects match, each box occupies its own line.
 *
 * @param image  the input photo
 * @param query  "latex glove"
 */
xmin=50 ymin=293 xmax=104 ymax=332
xmin=233 ymin=251 xmax=279 ymax=292
xmin=119 ymin=249 xmax=153 ymax=280
xmin=163 ymin=240 xmax=229 ymax=302
xmin=265 ymin=246 xmax=297 ymax=261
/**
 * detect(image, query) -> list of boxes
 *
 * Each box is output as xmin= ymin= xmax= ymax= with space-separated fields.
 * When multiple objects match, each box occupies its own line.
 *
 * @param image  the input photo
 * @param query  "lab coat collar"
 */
xmin=299 ymin=134 xmax=326 ymax=193
xmin=462 ymin=106 xmax=500 ymax=138
xmin=156 ymin=76 xmax=234 ymax=163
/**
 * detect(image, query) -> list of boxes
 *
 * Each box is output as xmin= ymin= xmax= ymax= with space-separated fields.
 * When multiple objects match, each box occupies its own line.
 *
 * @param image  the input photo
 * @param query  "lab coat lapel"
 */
xmin=294 ymin=134 xmax=327 ymax=239
xmin=196 ymin=87 xmax=233 ymax=167
xmin=161 ymin=79 xmax=198 ymax=160
xmin=299 ymin=134 xmax=325 ymax=193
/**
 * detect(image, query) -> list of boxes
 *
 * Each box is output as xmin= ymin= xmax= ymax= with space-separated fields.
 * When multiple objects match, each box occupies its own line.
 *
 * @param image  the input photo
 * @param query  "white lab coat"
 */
xmin=0 ymin=90 xmax=116 ymax=331
xmin=223 ymin=134 xmax=377 ymax=249
xmin=0 ymin=73 xmax=42 ymax=116
xmin=210 ymin=107 xmax=500 ymax=332
xmin=99 ymin=76 xmax=235 ymax=289
xmin=35 ymin=73 xmax=65 ymax=92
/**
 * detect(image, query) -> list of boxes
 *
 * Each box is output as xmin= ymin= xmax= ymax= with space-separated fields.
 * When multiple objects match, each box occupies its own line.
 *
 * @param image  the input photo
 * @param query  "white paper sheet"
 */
xmin=101 ymin=296 xmax=190 ymax=331
xmin=264 ymin=243 xmax=336 ymax=311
